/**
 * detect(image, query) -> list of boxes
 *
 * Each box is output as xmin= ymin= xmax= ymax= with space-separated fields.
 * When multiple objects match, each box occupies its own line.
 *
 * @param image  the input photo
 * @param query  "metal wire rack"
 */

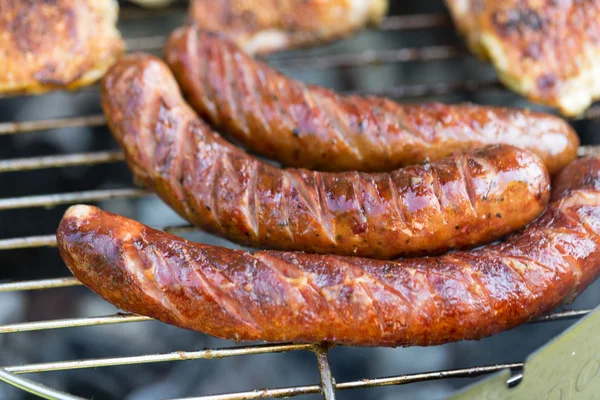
xmin=0 ymin=2 xmax=598 ymax=400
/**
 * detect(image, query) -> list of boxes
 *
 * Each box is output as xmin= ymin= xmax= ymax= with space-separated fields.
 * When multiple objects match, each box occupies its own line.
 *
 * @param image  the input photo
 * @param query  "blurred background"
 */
xmin=0 ymin=0 xmax=599 ymax=399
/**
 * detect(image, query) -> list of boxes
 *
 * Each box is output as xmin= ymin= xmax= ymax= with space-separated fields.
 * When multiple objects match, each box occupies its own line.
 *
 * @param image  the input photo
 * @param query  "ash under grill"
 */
xmin=0 ymin=1 xmax=599 ymax=399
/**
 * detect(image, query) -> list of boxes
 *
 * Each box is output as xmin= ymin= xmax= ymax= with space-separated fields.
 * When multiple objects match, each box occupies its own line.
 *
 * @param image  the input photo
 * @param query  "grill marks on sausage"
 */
xmin=102 ymin=54 xmax=551 ymax=259
xmin=165 ymin=28 xmax=579 ymax=174
xmin=58 ymin=157 xmax=600 ymax=345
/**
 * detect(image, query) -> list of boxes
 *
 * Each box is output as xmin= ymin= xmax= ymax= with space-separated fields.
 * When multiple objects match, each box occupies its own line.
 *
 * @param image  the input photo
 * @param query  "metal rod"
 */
xmin=0 ymin=234 xmax=57 ymax=250
xmin=4 ymin=343 xmax=314 ymax=374
xmin=126 ymin=35 xmax=168 ymax=52
xmin=314 ymin=344 xmax=336 ymax=400
xmin=578 ymin=146 xmax=600 ymax=157
xmin=0 ymin=151 xmax=124 ymax=173
xmin=0 ymin=277 xmax=81 ymax=293
xmin=0 ymin=115 xmax=106 ymax=135
xmin=0 ymin=297 xmax=589 ymax=335
xmin=269 ymin=45 xmax=463 ymax=69
xmin=379 ymin=14 xmax=450 ymax=30
xmin=532 ymin=309 xmax=593 ymax=322
xmin=171 ymin=385 xmax=322 ymax=400
xmin=0 ymin=188 xmax=150 ymax=211
xmin=0 ymin=224 xmax=196 ymax=251
xmin=354 ymin=79 xmax=504 ymax=98
xmin=0 ymin=369 xmax=85 ymax=400
xmin=170 ymin=363 xmax=522 ymax=400
xmin=335 ymin=363 xmax=523 ymax=390
xmin=0 ymin=313 xmax=151 ymax=334
xmin=572 ymin=104 xmax=600 ymax=121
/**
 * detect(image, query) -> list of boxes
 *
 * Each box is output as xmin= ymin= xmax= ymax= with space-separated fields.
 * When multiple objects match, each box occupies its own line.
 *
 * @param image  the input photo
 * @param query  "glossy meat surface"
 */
xmin=57 ymin=157 xmax=600 ymax=346
xmin=102 ymin=54 xmax=550 ymax=259
xmin=165 ymin=27 xmax=578 ymax=174
xmin=187 ymin=0 xmax=388 ymax=54
xmin=0 ymin=0 xmax=124 ymax=94
xmin=446 ymin=0 xmax=600 ymax=116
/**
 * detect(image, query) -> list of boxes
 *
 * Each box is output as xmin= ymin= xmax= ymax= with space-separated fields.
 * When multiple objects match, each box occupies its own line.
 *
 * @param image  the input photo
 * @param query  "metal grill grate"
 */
xmin=0 ymin=3 xmax=598 ymax=400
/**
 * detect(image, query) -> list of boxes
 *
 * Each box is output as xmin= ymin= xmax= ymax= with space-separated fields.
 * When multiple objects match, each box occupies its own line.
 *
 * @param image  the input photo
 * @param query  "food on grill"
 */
xmin=445 ymin=0 xmax=600 ymax=116
xmin=164 ymin=27 xmax=579 ymax=175
xmin=102 ymin=54 xmax=551 ymax=259
xmin=57 ymin=156 xmax=600 ymax=346
xmin=187 ymin=0 xmax=388 ymax=54
xmin=0 ymin=0 xmax=124 ymax=94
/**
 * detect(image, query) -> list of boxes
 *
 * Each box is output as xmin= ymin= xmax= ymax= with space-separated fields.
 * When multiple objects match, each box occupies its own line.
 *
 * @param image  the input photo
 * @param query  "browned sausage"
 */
xmin=187 ymin=0 xmax=388 ymax=54
xmin=164 ymin=27 xmax=579 ymax=175
xmin=101 ymin=54 xmax=550 ymax=259
xmin=57 ymin=156 xmax=600 ymax=347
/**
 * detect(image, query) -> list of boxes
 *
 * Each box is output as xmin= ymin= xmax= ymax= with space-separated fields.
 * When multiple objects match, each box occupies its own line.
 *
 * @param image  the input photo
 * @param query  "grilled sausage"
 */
xmin=164 ymin=27 xmax=579 ymax=175
xmin=57 ymin=156 xmax=600 ymax=346
xmin=0 ymin=0 xmax=124 ymax=94
xmin=102 ymin=54 xmax=550 ymax=259
xmin=187 ymin=0 xmax=388 ymax=54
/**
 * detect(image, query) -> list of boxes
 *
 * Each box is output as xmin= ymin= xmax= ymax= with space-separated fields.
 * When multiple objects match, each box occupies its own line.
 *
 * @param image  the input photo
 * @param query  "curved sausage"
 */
xmin=164 ymin=27 xmax=579 ymax=175
xmin=188 ymin=0 xmax=388 ymax=54
xmin=101 ymin=54 xmax=550 ymax=259
xmin=57 ymin=156 xmax=600 ymax=347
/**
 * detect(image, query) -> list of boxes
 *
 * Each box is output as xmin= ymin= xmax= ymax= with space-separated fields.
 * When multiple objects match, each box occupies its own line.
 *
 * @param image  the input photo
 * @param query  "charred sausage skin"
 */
xmin=164 ymin=27 xmax=579 ymax=174
xmin=102 ymin=54 xmax=550 ymax=259
xmin=57 ymin=156 xmax=600 ymax=346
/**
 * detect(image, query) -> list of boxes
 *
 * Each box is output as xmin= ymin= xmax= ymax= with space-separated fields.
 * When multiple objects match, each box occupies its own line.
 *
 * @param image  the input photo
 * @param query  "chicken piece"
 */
xmin=446 ymin=0 xmax=600 ymax=116
xmin=0 ymin=0 xmax=125 ymax=94
xmin=188 ymin=0 xmax=388 ymax=54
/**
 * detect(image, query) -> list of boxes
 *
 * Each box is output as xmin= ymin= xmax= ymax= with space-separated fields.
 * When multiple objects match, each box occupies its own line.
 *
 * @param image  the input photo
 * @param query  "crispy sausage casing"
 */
xmin=164 ymin=27 xmax=578 ymax=174
xmin=188 ymin=0 xmax=388 ymax=54
xmin=57 ymin=157 xmax=600 ymax=346
xmin=0 ymin=0 xmax=124 ymax=94
xmin=102 ymin=54 xmax=550 ymax=259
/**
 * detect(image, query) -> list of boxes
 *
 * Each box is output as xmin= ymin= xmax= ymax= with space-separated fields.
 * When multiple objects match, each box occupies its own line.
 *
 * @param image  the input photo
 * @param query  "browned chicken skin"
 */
xmin=165 ymin=27 xmax=579 ymax=174
xmin=102 ymin=54 xmax=551 ymax=259
xmin=446 ymin=0 xmax=600 ymax=116
xmin=0 ymin=0 xmax=124 ymax=94
xmin=57 ymin=156 xmax=600 ymax=346
xmin=187 ymin=0 xmax=388 ymax=54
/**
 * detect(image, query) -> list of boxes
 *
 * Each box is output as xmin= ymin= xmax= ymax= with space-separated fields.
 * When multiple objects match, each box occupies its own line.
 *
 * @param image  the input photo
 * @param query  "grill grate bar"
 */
xmin=0 ymin=115 xmax=106 ymax=135
xmin=0 ymin=151 xmax=123 ymax=173
xmin=0 ymin=277 xmax=81 ymax=293
xmin=314 ymin=344 xmax=336 ymax=400
xmin=335 ymin=363 xmax=523 ymax=390
xmin=169 ymin=363 xmax=522 ymax=400
xmin=0 ymin=234 xmax=57 ymax=250
xmin=355 ymin=79 xmax=504 ymax=98
xmin=1 ymin=101 xmax=599 ymax=138
xmin=0 ymin=305 xmax=590 ymax=334
xmin=173 ymin=385 xmax=321 ymax=400
xmin=0 ymin=225 xmax=197 ymax=251
xmin=4 ymin=343 xmax=314 ymax=374
xmin=0 ymin=313 xmax=151 ymax=334
xmin=379 ymin=14 xmax=449 ymax=30
xmin=0 ymin=369 xmax=84 ymax=400
xmin=268 ymin=45 xmax=463 ymax=69
xmin=0 ymin=188 xmax=150 ymax=211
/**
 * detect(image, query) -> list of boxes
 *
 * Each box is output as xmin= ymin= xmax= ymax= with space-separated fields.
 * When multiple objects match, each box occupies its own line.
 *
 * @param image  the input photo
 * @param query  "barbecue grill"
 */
xmin=0 ymin=1 xmax=599 ymax=399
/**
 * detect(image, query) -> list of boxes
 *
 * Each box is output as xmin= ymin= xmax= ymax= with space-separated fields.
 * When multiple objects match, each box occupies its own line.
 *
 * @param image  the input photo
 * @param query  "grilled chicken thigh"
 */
xmin=188 ymin=0 xmax=388 ymax=54
xmin=0 ymin=0 xmax=124 ymax=94
xmin=446 ymin=0 xmax=600 ymax=116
